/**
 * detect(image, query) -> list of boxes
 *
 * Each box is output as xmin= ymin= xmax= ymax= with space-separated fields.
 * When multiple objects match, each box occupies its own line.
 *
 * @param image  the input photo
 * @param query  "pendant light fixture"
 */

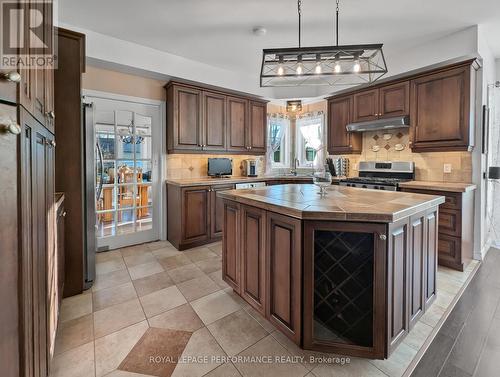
xmin=260 ymin=0 xmax=387 ymax=87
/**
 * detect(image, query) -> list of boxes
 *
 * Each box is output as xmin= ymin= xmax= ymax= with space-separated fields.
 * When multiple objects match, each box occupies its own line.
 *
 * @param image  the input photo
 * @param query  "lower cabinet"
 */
xmin=222 ymin=201 xmax=241 ymax=292
xmin=167 ymin=183 xmax=235 ymax=250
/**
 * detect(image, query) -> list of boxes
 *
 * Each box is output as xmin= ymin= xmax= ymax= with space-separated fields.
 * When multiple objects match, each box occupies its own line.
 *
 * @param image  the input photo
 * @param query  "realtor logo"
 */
xmin=1 ymin=0 xmax=56 ymax=69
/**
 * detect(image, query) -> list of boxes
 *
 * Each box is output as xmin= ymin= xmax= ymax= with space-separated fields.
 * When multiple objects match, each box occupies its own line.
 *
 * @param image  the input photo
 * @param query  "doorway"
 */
xmin=84 ymin=92 xmax=163 ymax=250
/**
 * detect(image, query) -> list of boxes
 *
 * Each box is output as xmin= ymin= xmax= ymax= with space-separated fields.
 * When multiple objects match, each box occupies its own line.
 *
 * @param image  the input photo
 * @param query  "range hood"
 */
xmin=346 ymin=115 xmax=410 ymax=132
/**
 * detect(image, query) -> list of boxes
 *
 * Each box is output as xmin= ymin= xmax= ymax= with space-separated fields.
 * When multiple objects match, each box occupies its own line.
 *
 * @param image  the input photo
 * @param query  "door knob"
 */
xmin=1 ymin=71 xmax=21 ymax=83
xmin=0 ymin=119 xmax=21 ymax=135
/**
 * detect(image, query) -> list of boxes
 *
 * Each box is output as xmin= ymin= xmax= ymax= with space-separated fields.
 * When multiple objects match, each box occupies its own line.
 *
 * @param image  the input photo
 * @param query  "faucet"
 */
xmin=290 ymin=158 xmax=299 ymax=176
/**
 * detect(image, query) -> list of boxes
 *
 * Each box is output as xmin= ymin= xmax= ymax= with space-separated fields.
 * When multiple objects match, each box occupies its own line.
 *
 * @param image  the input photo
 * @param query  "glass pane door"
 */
xmin=92 ymin=97 xmax=160 ymax=250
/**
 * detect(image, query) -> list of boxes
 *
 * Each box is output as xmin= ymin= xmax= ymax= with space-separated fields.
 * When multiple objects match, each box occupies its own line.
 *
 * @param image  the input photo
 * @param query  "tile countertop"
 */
xmin=165 ymin=175 xmax=327 ymax=187
xmin=398 ymin=181 xmax=477 ymax=193
xmin=217 ymin=184 xmax=445 ymax=223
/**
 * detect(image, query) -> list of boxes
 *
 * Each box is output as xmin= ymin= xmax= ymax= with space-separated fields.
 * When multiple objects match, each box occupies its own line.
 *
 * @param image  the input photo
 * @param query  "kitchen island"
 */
xmin=218 ymin=184 xmax=445 ymax=359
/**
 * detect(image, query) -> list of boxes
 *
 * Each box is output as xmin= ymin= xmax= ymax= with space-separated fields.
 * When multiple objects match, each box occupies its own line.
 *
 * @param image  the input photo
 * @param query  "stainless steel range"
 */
xmin=339 ymin=161 xmax=414 ymax=191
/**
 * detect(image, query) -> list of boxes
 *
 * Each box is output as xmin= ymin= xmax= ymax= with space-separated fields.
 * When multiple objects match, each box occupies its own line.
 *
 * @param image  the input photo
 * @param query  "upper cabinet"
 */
xmin=410 ymin=65 xmax=474 ymax=152
xmin=327 ymin=59 xmax=478 ymax=154
xmin=327 ymin=96 xmax=362 ymax=154
xmin=166 ymin=82 xmax=267 ymax=154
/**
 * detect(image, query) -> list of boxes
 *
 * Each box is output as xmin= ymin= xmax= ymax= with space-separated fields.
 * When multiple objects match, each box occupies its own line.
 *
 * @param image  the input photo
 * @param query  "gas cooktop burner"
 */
xmin=339 ymin=161 xmax=415 ymax=191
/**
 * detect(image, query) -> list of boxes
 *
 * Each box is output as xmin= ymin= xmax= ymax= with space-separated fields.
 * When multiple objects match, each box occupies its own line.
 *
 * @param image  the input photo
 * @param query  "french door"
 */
xmin=88 ymin=95 xmax=162 ymax=250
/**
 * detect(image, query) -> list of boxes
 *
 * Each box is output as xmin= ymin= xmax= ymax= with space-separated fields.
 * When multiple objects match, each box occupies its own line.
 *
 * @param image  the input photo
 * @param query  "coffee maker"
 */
xmin=243 ymin=159 xmax=259 ymax=177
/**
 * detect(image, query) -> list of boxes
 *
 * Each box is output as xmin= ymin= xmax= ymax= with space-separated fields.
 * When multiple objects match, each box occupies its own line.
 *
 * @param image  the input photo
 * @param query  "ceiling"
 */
xmin=59 ymin=0 xmax=500 ymax=90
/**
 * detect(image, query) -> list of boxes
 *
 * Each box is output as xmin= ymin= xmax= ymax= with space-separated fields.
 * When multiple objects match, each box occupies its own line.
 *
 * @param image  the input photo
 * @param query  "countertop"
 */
xmin=166 ymin=175 xmax=319 ymax=187
xmin=217 ymin=184 xmax=445 ymax=223
xmin=399 ymin=181 xmax=476 ymax=193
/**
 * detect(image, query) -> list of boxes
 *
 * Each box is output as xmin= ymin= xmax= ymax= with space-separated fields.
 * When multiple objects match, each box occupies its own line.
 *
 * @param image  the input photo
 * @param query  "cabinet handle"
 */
xmin=379 ymin=234 xmax=387 ymax=241
xmin=62 ymin=211 xmax=67 ymax=217
xmin=46 ymin=110 xmax=55 ymax=119
xmin=45 ymin=139 xmax=56 ymax=148
xmin=1 ymin=71 xmax=21 ymax=83
xmin=0 ymin=119 xmax=21 ymax=135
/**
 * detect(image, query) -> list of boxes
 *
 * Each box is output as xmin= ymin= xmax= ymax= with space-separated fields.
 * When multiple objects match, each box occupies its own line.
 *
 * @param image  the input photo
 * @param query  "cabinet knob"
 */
xmin=0 ymin=119 xmax=21 ymax=135
xmin=379 ymin=234 xmax=387 ymax=241
xmin=62 ymin=211 xmax=67 ymax=217
xmin=46 ymin=110 xmax=55 ymax=119
xmin=1 ymin=71 xmax=21 ymax=83
xmin=45 ymin=139 xmax=56 ymax=147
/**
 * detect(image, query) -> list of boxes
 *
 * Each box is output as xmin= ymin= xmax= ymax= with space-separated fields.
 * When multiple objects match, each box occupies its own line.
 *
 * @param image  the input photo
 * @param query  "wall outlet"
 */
xmin=443 ymin=163 xmax=452 ymax=173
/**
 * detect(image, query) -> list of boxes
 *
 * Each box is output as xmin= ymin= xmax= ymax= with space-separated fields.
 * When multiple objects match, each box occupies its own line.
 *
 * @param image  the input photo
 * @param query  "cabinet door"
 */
xmin=410 ymin=66 xmax=471 ymax=151
xmin=387 ymin=218 xmax=409 ymax=353
xmin=379 ymin=81 xmax=409 ymax=118
xmin=0 ymin=104 xmax=20 ymax=377
xmin=210 ymin=184 xmax=235 ymax=239
xmin=226 ymin=96 xmax=248 ymax=152
xmin=172 ymin=86 xmax=203 ymax=150
xmin=203 ymin=91 xmax=226 ymax=151
xmin=327 ymin=96 xmax=361 ymax=154
xmin=43 ymin=0 xmax=55 ymax=134
xmin=222 ymin=201 xmax=241 ymax=292
xmin=353 ymin=89 xmax=379 ymax=122
xmin=248 ymin=101 xmax=266 ymax=153
xmin=181 ymin=186 xmax=210 ymax=243
xmin=266 ymin=212 xmax=301 ymax=344
xmin=424 ymin=208 xmax=438 ymax=308
xmin=241 ymin=205 xmax=266 ymax=315
xmin=408 ymin=213 xmax=426 ymax=329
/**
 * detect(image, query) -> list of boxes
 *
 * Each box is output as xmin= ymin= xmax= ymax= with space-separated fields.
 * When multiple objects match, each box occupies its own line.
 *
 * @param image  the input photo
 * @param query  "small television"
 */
xmin=208 ymin=158 xmax=232 ymax=177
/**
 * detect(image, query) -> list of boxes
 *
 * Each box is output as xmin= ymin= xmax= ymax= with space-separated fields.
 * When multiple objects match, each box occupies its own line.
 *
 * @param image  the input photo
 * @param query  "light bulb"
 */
xmin=277 ymin=65 xmax=284 ymax=75
xmin=296 ymin=63 xmax=303 ymax=75
xmin=315 ymin=62 xmax=322 ymax=74
xmin=334 ymin=61 xmax=342 ymax=73
xmin=353 ymin=60 xmax=361 ymax=73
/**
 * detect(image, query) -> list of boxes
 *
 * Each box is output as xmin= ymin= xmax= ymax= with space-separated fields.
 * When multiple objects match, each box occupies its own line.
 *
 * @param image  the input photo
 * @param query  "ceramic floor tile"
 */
xmin=167 ymin=264 xmax=205 ymax=284
xmin=124 ymin=252 xmax=157 ymax=268
xmin=60 ymin=291 xmax=93 ymax=323
xmin=207 ymin=243 xmax=223 ymax=256
xmin=203 ymin=362 xmax=240 ymax=377
xmin=370 ymin=342 xmax=417 ymax=377
xmin=148 ymin=303 xmax=204 ymax=332
xmin=120 ymin=245 xmax=150 ymax=258
xmin=208 ymin=270 xmax=230 ymax=290
xmin=245 ymin=306 xmax=277 ymax=333
xmin=139 ymin=286 xmax=187 ymax=318
xmin=128 ymin=261 xmax=165 ymax=281
xmin=104 ymin=370 xmax=155 ymax=377
xmin=152 ymin=247 xmax=181 ymax=260
xmin=223 ymin=287 xmax=251 ymax=310
xmin=93 ymin=282 xmax=138 ymax=311
xmin=50 ymin=341 xmax=95 ymax=377
xmin=207 ymin=310 xmax=268 ymax=356
xmin=184 ymin=247 xmax=218 ymax=263
xmin=147 ymin=240 xmax=175 ymax=251
xmin=171 ymin=327 xmax=226 ymax=377
xmin=97 ymin=258 xmax=127 ymax=275
xmin=190 ymin=290 xmax=242 ymax=325
xmin=118 ymin=327 xmax=192 ymax=377
xmin=195 ymin=257 xmax=222 ymax=275
xmin=96 ymin=250 xmax=123 ymax=263
xmin=402 ymin=321 xmax=433 ymax=351
xmin=434 ymin=288 xmax=456 ymax=310
xmin=233 ymin=335 xmax=309 ymax=377
xmin=158 ymin=254 xmax=192 ymax=270
xmin=95 ymin=321 xmax=149 ymax=377
xmin=133 ymin=272 xmax=174 ymax=297
xmin=420 ymin=303 xmax=447 ymax=327
xmin=93 ymin=269 xmax=132 ymax=292
xmin=176 ymin=275 xmax=220 ymax=301
xmin=312 ymin=357 xmax=388 ymax=377
xmin=94 ymin=299 xmax=146 ymax=339
xmin=54 ymin=314 xmax=94 ymax=355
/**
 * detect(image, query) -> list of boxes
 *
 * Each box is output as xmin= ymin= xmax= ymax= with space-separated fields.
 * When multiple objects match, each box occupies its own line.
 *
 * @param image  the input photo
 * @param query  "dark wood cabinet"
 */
xmin=408 ymin=213 xmax=426 ymax=329
xmin=223 ymin=201 xmax=241 ymax=292
xmin=227 ymin=96 xmax=248 ymax=151
xmin=248 ymin=101 xmax=266 ymax=153
xmin=424 ymin=208 xmax=438 ymax=307
xmin=182 ymin=186 xmax=211 ymax=244
xmin=327 ymin=96 xmax=361 ymax=154
xmin=240 ymin=205 xmax=267 ymax=314
xmin=166 ymin=82 xmax=267 ymax=154
xmin=353 ymin=89 xmax=379 ymax=122
xmin=266 ymin=212 xmax=302 ymax=344
xmin=410 ymin=65 xmax=474 ymax=152
xmin=401 ymin=187 xmax=474 ymax=271
xmin=210 ymin=184 xmax=235 ymax=238
xmin=203 ymin=91 xmax=227 ymax=151
xmin=379 ymin=81 xmax=410 ymax=118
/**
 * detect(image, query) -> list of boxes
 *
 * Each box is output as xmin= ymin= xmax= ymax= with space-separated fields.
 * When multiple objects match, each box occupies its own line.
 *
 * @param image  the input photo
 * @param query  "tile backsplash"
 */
xmin=165 ymin=154 xmax=265 ymax=180
xmin=330 ymin=129 xmax=472 ymax=182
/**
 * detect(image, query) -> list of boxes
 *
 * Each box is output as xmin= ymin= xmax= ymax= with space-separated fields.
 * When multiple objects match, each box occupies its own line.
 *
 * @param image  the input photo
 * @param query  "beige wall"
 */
xmin=82 ymin=66 xmax=167 ymax=101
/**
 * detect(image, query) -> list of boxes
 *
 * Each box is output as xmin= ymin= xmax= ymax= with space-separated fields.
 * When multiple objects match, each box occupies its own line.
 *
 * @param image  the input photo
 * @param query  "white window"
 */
xmin=267 ymin=115 xmax=290 ymax=168
xmin=296 ymin=114 xmax=325 ymax=167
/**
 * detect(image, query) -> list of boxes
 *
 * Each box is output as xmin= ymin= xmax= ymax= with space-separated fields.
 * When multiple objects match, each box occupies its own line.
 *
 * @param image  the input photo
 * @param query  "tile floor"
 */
xmin=50 ymin=240 xmax=479 ymax=377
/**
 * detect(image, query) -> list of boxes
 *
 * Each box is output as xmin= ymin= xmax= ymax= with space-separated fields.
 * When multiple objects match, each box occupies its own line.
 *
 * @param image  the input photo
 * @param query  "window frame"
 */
xmin=268 ymin=116 xmax=291 ymax=169
xmin=295 ymin=114 xmax=326 ymax=168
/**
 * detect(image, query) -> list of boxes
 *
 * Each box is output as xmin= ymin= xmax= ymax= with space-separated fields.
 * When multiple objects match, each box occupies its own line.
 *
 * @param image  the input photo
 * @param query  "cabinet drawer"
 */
xmin=438 ymin=234 xmax=461 ymax=265
xmin=438 ymin=209 xmax=461 ymax=237
xmin=400 ymin=188 xmax=461 ymax=210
